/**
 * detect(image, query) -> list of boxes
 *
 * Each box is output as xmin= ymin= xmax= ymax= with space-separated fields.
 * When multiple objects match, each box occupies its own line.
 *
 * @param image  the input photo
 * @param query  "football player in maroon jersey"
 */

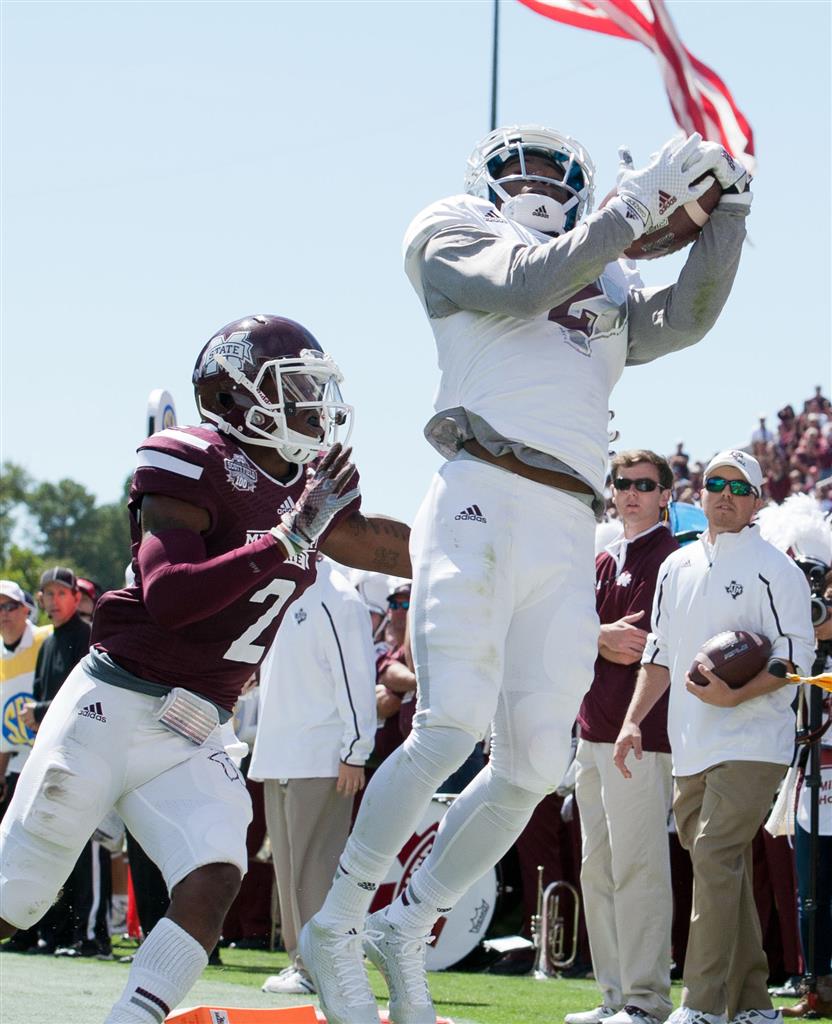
xmin=0 ymin=314 xmax=411 ymax=1024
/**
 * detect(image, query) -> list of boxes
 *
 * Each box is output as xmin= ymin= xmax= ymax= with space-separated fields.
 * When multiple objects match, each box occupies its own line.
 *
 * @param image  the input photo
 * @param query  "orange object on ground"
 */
xmin=165 ymin=1008 xmax=455 ymax=1023
xmin=166 ymin=1006 xmax=320 ymax=1023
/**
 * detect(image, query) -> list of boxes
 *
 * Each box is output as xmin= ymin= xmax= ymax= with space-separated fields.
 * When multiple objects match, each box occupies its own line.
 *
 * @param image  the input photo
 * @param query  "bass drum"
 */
xmin=368 ymin=793 xmax=497 ymax=971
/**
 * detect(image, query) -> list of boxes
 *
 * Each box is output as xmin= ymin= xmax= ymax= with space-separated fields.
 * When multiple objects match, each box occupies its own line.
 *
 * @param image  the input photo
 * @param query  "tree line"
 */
xmin=0 ymin=462 xmax=132 ymax=596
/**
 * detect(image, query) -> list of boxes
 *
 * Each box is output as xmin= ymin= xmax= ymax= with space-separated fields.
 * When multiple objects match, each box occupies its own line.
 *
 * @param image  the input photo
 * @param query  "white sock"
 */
xmin=384 ymin=869 xmax=461 ymax=938
xmin=104 ymin=917 xmax=208 ymax=1023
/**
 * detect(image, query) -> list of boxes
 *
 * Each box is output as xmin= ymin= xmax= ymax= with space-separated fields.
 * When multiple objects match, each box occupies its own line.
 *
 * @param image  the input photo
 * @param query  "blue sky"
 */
xmin=2 ymin=1 xmax=829 ymax=524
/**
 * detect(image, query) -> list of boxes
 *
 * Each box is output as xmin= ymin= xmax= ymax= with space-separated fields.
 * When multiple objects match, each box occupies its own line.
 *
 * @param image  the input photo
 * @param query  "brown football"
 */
xmin=689 ymin=630 xmax=772 ymax=689
xmin=601 ymin=174 xmax=723 ymax=261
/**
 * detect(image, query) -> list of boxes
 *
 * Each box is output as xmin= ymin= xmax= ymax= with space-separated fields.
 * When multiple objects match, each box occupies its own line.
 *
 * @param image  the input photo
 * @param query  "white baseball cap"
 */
xmin=0 ymin=580 xmax=26 ymax=605
xmin=704 ymin=449 xmax=763 ymax=493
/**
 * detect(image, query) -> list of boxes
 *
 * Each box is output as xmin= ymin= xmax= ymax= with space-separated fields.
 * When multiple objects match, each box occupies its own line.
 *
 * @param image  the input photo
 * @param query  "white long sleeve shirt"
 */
xmin=642 ymin=524 xmax=815 ymax=777
xmin=403 ymin=193 xmax=748 ymax=502
xmin=249 ymin=561 xmax=377 ymax=780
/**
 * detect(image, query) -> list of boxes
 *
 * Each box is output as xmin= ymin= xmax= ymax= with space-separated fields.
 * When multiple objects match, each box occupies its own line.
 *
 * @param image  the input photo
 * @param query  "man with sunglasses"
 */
xmin=614 ymin=450 xmax=815 ymax=1024
xmin=570 ymin=451 xmax=678 ymax=1024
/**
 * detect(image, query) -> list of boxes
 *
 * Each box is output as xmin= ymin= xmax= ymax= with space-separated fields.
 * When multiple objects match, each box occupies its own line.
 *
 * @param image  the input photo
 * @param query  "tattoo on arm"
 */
xmin=322 ymin=513 xmax=412 ymax=577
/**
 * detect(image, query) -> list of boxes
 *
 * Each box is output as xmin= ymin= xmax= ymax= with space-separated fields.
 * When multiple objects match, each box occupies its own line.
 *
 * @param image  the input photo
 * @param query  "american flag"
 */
xmin=518 ymin=0 xmax=756 ymax=173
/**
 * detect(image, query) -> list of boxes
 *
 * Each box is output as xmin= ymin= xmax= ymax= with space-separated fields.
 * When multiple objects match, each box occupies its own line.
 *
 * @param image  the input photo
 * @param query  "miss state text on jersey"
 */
xmin=90 ymin=426 xmax=360 ymax=711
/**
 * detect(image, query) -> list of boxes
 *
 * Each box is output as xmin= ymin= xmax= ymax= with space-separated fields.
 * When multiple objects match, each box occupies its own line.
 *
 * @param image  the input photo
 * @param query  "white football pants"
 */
xmin=340 ymin=455 xmax=598 ymax=905
xmin=0 ymin=662 xmax=251 ymax=930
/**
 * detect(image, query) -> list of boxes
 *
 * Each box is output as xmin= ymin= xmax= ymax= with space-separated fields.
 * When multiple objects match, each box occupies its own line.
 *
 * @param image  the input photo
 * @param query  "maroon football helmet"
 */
xmin=192 ymin=314 xmax=352 ymax=464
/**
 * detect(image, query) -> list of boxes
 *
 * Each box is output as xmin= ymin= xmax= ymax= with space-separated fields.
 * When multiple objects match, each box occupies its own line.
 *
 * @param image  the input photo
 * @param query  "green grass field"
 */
xmin=0 ymin=938 xmax=801 ymax=1024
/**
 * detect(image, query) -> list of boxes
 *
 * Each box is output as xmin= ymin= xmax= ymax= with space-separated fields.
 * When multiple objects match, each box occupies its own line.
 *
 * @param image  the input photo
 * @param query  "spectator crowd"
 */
xmin=645 ymin=387 xmax=832 ymax=513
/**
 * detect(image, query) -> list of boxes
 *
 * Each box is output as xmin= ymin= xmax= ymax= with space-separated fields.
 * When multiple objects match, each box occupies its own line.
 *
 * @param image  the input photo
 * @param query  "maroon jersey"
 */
xmin=577 ymin=523 xmax=679 ymax=752
xmin=92 ymin=425 xmax=360 ymax=710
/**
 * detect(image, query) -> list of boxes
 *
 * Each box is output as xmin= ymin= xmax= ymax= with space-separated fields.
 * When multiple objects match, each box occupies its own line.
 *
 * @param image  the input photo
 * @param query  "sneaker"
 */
xmin=730 ymin=1013 xmax=783 ymax=1024
xmin=608 ymin=1008 xmax=662 ymax=1024
xmin=665 ymin=1010 xmax=728 ymax=1024
xmin=262 ymin=967 xmax=317 ymax=995
xmin=363 ymin=910 xmax=435 ymax=1024
xmin=298 ymin=918 xmax=379 ymax=1024
xmin=769 ymin=982 xmax=799 ymax=999
xmin=566 ymin=1008 xmax=619 ymax=1024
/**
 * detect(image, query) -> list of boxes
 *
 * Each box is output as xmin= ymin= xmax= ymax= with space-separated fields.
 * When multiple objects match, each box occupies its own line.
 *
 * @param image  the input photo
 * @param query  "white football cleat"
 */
xmin=298 ymin=918 xmax=379 ymax=1024
xmin=363 ymin=909 xmax=435 ymax=1024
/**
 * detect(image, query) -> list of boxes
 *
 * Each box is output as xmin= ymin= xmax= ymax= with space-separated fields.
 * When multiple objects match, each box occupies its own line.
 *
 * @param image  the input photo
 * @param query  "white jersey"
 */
xmin=642 ymin=524 xmax=815 ymax=776
xmin=403 ymin=193 xmax=749 ymax=499
xmin=250 ymin=560 xmax=377 ymax=780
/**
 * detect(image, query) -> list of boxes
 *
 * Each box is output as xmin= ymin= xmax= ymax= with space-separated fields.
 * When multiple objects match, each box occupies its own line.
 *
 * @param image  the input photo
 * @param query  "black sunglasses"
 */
xmin=613 ymin=477 xmax=661 ymax=493
xmin=388 ymin=598 xmax=410 ymax=610
xmin=704 ymin=476 xmax=757 ymax=497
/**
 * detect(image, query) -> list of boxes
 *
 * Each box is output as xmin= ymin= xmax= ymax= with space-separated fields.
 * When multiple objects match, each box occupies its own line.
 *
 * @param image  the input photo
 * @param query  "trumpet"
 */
xmin=531 ymin=865 xmax=580 ymax=978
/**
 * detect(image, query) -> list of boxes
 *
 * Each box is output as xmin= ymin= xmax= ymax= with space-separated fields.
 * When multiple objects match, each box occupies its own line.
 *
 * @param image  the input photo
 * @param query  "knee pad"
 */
xmin=0 ymin=827 xmax=65 ymax=929
xmin=401 ymin=724 xmax=479 ymax=789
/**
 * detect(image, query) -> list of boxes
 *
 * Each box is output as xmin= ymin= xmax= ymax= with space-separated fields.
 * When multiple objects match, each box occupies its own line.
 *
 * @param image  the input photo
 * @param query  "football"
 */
xmin=601 ymin=173 xmax=723 ymax=261
xmin=689 ymin=630 xmax=772 ymax=689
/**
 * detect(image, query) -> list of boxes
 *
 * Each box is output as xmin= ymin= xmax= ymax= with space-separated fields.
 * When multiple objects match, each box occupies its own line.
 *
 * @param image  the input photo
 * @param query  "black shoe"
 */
xmin=208 ymin=946 xmax=222 ymax=966
xmin=486 ymin=947 xmax=536 ymax=975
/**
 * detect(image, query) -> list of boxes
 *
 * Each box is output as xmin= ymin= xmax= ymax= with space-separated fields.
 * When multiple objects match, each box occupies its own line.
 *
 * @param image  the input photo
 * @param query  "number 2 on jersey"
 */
xmin=224 ymin=578 xmax=297 ymax=664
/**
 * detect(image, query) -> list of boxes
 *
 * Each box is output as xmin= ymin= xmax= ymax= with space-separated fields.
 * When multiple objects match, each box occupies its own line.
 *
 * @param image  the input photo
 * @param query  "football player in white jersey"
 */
xmin=300 ymin=125 xmax=752 ymax=1024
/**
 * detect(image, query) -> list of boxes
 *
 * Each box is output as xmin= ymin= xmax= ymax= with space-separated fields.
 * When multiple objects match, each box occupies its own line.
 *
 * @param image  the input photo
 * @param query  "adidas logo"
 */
xmin=455 ymin=505 xmax=487 ymax=523
xmin=532 ymin=204 xmax=549 ymax=219
xmin=484 ymin=209 xmax=503 ymax=221
xmin=276 ymin=497 xmax=295 ymax=518
xmin=658 ymin=190 xmax=676 ymax=216
xmin=79 ymin=701 xmax=107 ymax=723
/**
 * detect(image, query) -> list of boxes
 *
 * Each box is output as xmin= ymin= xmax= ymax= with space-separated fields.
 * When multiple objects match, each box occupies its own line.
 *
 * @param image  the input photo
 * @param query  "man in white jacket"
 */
xmin=251 ymin=558 xmax=377 ymax=996
xmin=614 ymin=450 xmax=815 ymax=1024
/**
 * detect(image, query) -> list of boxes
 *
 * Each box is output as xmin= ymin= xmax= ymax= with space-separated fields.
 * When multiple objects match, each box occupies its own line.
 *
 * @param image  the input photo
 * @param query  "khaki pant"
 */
xmin=263 ymin=777 xmax=353 ymax=965
xmin=576 ymin=740 xmax=674 ymax=1019
xmin=674 ymin=761 xmax=786 ymax=1017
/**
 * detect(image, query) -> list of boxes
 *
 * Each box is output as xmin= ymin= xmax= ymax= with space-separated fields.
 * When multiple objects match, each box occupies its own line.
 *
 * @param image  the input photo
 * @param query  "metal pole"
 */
xmin=490 ymin=0 xmax=500 ymax=130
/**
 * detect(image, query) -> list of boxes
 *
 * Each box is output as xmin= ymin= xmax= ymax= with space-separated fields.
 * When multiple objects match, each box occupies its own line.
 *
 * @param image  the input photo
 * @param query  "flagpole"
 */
xmin=490 ymin=0 xmax=499 ymax=130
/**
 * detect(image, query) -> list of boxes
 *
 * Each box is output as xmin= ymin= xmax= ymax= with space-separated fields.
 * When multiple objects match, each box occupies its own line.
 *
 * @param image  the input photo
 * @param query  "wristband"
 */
xmin=606 ymin=195 xmax=645 ymax=239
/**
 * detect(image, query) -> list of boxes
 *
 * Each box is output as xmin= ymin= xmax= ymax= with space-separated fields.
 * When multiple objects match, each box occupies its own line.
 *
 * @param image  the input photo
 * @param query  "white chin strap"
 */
xmin=501 ymin=193 xmax=573 ymax=234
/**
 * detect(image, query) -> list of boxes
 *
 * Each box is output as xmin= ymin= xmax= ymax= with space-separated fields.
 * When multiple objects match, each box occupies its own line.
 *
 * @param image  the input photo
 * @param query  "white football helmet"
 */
xmin=464 ymin=125 xmax=595 ymax=234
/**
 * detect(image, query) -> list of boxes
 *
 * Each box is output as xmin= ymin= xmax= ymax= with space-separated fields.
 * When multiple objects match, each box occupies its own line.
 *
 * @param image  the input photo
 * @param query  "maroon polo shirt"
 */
xmin=577 ymin=523 xmax=679 ymax=752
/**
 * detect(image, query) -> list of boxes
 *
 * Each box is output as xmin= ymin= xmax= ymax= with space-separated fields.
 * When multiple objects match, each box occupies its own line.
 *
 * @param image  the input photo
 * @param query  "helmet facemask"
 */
xmin=465 ymin=126 xmax=595 ymax=234
xmin=199 ymin=349 xmax=353 ymax=464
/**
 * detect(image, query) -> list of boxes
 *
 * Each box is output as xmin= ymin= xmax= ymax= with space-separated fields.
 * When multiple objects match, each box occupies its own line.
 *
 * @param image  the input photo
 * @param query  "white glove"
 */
xmin=697 ymin=141 xmax=753 ymax=207
xmin=615 ymin=133 xmax=721 ymax=235
xmin=273 ymin=443 xmax=359 ymax=557
xmin=699 ymin=141 xmax=749 ymax=192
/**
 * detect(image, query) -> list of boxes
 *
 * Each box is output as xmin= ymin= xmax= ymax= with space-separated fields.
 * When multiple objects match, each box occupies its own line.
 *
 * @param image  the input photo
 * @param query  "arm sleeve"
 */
xmin=420 ymin=208 xmax=636 ymax=320
xmin=322 ymin=597 xmax=378 ymax=766
xmin=138 ymin=527 xmax=293 ymax=631
xmin=625 ymin=203 xmax=749 ymax=365
xmin=642 ymin=563 xmax=674 ymax=669
xmin=760 ymin=560 xmax=816 ymax=675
